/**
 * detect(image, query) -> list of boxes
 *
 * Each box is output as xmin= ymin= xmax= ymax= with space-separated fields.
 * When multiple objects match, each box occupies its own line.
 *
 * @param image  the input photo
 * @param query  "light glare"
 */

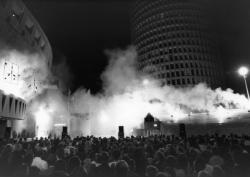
xmin=35 ymin=105 xmax=52 ymax=138
xmin=238 ymin=66 xmax=249 ymax=77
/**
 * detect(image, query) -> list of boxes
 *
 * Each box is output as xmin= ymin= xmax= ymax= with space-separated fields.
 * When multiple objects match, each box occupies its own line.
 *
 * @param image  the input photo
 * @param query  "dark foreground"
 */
xmin=0 ymin=134 xmax=250 ymax=177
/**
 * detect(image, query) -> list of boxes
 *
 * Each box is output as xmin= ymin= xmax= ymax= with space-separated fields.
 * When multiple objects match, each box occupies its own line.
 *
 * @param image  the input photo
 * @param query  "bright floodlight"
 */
xmin=238 ymin=66 xmax=249 ymax=77
xmin=238 ymin=66 xmax=250 ymax=100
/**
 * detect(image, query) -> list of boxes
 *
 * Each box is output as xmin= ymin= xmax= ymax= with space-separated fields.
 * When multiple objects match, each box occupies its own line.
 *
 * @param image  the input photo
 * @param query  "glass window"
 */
xmin=201 ymin=70 xmax=204 ymax=76
xmin=196 ymin=69 xmax=199 ymax=75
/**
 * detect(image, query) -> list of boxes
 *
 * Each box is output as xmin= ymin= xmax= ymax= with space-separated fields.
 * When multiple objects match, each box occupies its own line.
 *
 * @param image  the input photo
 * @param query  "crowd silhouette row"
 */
xmin=1 ymin=133 xmax=250 ymax=177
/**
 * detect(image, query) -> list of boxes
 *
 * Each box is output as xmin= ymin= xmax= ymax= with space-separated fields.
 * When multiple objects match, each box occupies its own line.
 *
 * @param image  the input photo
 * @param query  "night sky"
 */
xmin=24 ymin=0 xmax=250 ymax=94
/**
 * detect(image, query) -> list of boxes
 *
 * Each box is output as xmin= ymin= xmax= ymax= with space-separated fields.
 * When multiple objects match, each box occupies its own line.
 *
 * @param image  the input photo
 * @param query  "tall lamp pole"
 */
xmin=238 ymin=66 xmax=250 ymax=100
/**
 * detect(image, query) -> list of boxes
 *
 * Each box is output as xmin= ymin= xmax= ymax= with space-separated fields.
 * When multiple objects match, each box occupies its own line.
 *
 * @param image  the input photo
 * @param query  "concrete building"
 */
xmin=131 ymin=0 xmax=224 ymax=88
xmin=0 ymin=0 xmax=52 ymax=64
xmin=0 ymin=0 xmax=52 ymax=137
xmin=0 ymin=90 xmax=26 ymax=138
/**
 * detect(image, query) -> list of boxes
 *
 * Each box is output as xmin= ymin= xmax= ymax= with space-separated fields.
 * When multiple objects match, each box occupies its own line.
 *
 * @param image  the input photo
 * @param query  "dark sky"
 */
xmin=24 ymin=0 xmax=250 ymax=94
xmin=24 ymin=0 xmax=131 ymax=93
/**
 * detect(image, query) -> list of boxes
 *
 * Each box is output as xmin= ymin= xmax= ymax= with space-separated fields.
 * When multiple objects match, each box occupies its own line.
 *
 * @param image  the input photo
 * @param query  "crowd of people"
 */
xmin=0 ymin=133 xmax=250 ymax=177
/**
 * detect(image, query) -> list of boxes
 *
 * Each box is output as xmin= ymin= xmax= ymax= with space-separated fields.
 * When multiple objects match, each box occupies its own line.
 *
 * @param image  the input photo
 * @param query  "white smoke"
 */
xmin=29 ymin=89 xmax=69 ymax=138
xmin=101 ymin=47 xmax=143 ymax=94
xmin=0 ymin=47 xmax=69 ymax=137
xmin=3 ymin=46 xmax=249 ymax=138
xmin=71 ymin=46 xmax=250 ymax=137
xmin=0 ymin=49 xmax=52 ymax=100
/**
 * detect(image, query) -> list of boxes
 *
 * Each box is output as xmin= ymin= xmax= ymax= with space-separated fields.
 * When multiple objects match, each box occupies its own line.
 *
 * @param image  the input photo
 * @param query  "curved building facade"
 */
xmin=0 ymin=0 xmax=52 ymax=137
xmin=0 ymin=0 xmax=52 ymax=66
xmin=131 ymin=0 xmax=224 ymax=88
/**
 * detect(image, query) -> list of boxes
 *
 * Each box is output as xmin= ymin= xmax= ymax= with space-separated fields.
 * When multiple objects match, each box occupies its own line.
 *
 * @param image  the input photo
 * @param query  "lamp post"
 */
xmin=238 ymin=66 xmax=250 ymax=100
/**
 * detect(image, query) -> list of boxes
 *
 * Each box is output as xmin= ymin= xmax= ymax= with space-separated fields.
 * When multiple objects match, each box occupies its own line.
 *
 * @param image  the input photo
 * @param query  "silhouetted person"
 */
xmin=51 ymin=160 xmax=69 ymax=177
xmin=95 ymin=151 xmax=112 ymax=177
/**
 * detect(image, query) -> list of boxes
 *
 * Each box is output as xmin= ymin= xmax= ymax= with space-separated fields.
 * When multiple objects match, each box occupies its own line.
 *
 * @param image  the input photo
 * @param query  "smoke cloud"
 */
xmin=2 ymin=45 xmax=249 ymax=137
xmin=0 ymin=46 xmax=69 ymax=137
xmin=71 ymin=46 xmax=250 ymax=137
xmin=0 ymin=48 xmax=53 ymax=100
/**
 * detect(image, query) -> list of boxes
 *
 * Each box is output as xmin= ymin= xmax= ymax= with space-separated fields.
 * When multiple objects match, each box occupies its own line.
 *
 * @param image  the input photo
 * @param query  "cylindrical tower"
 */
xmin=131 ymin=0 xmax=224 ymax=88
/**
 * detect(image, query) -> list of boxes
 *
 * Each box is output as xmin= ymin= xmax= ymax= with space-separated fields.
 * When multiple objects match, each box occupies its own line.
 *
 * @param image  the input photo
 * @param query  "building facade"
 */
xmin=0 ymin=90 xmax=26 ymax=137
xmin=0 ymin=0 xmax=52 ymax=137
xmin=131 ymin=0 xmax=224 ymax=88
xmin=0 ymin=0 xmax=52 ymax=65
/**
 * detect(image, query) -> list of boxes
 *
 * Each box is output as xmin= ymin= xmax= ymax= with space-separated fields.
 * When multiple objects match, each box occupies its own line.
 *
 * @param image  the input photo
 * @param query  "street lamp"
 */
xmin=238 ymin=66 xmax=250 ymax=100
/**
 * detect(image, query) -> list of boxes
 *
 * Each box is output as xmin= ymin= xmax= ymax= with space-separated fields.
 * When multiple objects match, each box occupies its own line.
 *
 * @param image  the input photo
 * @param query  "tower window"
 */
xmin=196 ymin=69 xmax=199 ymax=75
